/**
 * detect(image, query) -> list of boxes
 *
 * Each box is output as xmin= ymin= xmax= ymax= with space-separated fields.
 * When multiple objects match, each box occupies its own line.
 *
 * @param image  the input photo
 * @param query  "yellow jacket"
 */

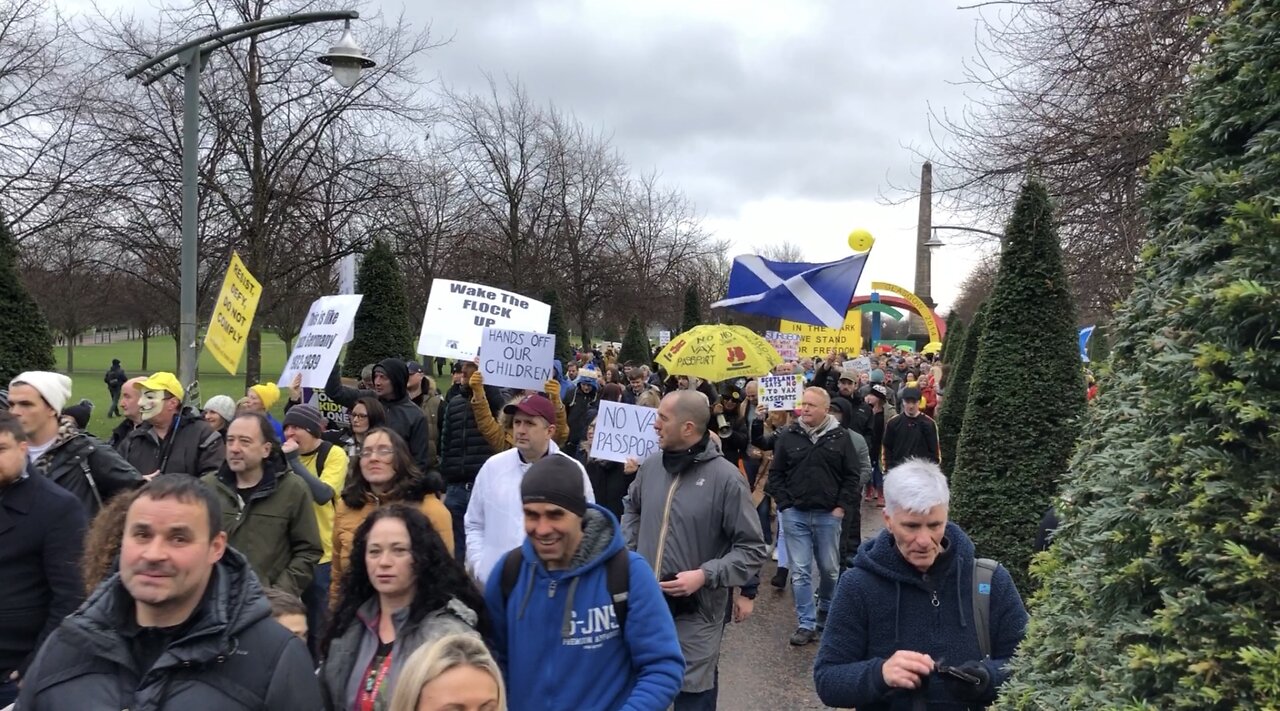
xmin=328 ymin=491 xmax=452 ymax=607
xmin=296 ymin=443 xmax=351 ymax=565
xmin=469 ymin=377 xmax=569 ymax=453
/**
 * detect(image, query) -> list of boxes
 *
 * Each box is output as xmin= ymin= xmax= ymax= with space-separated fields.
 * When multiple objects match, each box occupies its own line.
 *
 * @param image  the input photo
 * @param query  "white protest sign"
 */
xmin=659 ymin=330 xmax=671 ymax=346
xmin=302 ymin=387 xmax=350 ymax=428
xmin=764 ymin=331 xmax=801 ymax=361
xmin=278 ymin=294 xmax=363 ymax=388
xmin=851 ymin=356 xmax=872 ymax=372
xmin=417 ymin=279 xmax=550 ymax=361
xmin=591 ymin=401 xmax=660 ymax=464
xmin=479 ymin=328 xmax=556 ymax=391
xmin=759 ymin=374 xmax=806 ymax=411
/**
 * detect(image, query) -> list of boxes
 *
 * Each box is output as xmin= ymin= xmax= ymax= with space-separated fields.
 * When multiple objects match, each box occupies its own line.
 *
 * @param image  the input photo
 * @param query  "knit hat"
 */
xmin=521 ymin=454 xmax=588 ymax=517
xmin=11 ymin=371 xmax=73 ymax=413
xmin=249 ymin=382 xmax=281 ymax=410
xmin=282 ymin=403 xmax=326 ymax=438
xmin=202 ymin=395 xmax=236 ymax=424
xmin=869 ymin=368 xmax=885 ymax=384
xmin=62 ymin=399 xmax=93 ymax=429
xmin=902 ymin=386 xmax=922 ymax=402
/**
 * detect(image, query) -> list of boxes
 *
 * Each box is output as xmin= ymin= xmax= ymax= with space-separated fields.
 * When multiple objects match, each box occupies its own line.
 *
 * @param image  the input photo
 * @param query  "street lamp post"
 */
xmin=125 ymin=12 xmax=375 ymax=397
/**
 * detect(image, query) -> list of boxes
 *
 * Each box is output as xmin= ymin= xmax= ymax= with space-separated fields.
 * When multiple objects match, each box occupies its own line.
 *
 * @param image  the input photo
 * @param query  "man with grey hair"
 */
xmin=624 ymin=390 xmax=766 ymax=710
xmin=813 ymin=459 xmax=1029 ymax=710
xmin=764 ymin=386 xmax=861 ymax=646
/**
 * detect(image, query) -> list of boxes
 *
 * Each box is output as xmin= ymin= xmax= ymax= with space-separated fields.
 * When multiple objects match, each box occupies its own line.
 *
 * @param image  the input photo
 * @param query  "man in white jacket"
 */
xmin=464 ymin=394 xmax=593 ymax=583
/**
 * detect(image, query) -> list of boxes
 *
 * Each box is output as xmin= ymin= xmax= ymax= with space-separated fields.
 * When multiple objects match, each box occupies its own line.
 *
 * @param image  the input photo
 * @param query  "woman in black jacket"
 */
xmin=574 ymin=414 xmax=636 ymax=520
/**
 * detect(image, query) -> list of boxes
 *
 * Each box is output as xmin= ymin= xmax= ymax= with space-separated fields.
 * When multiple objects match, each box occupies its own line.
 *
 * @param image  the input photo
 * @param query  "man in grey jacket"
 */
xmin=623 ymin=390 xmax=767 ymax=711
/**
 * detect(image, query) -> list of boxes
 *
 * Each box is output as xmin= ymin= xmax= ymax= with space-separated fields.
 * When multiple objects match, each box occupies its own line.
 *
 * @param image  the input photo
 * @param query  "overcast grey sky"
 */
xmin=404 ymin=0 xmax=998 ymax=310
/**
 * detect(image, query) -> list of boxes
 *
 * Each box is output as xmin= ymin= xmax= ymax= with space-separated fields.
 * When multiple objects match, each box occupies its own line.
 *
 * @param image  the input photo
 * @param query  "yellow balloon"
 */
xmin=847 ymin=229 xmax=874 ymax=252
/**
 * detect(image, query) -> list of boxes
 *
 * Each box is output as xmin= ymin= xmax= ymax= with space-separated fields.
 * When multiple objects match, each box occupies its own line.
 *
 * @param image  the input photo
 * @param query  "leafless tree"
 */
xmin=922 ymin=0 xmax=1226 ymax=319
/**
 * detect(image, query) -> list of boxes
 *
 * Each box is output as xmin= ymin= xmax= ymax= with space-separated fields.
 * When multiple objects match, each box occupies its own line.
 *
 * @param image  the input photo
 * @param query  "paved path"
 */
xmin=717 ymin=501 xmax=884 ymax=710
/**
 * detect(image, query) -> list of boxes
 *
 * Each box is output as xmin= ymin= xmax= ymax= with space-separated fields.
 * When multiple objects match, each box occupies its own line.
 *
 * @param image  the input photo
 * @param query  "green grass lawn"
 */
xmin=54 ymin=336 xmax=453 ymax=440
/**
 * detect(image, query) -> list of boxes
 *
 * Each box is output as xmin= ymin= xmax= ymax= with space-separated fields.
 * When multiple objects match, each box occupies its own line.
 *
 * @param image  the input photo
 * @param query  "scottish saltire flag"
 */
xmin=1079 ymin=325 xmax=1095 ymax=362
xmin=711 ymin=253 xmax=868 ymax=329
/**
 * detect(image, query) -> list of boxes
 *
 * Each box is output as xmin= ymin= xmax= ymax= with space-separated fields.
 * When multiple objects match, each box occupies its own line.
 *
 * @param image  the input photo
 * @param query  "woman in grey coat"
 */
xmin=319 ymin=504 xmax=488 ymax=711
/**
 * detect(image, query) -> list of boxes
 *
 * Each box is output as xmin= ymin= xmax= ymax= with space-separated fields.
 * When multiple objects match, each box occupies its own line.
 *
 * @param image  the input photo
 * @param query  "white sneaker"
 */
xmin=771 ymin=547 xmax=779 ymax=561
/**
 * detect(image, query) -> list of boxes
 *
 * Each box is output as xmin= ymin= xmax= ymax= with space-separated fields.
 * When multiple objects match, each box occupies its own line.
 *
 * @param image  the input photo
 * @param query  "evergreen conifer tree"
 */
xmin=950 ymin=179 xmax=1083 ymax=591
xmin=543 ymin=290 xmax=573 ymax=364
xmin=940 ymin=310 xmax=966 ymax=365
xmin=619 ymin=315 xmax=650 ymax=365
xmin=0 ymin=209 xmax=54 ymax=382
xmin=601 ymin=324 xmax=619 ymax=343
xmin=936 ymin=304 xmax=985 ymax=476
xmin=344 ymin=241 xmax=413 ymax=377
xmin=680 ymin=285 xmax=702 ymax=334
xmin=996 ymin=4 xmax=1280 ymax=707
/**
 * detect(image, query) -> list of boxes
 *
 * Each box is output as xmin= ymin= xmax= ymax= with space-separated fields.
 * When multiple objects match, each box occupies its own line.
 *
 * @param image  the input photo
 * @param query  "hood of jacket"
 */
xmin=65 ymin=546 xmax=270 ymax=669
xmin=830 ymin=398 xmax=855 ymax=431
xmin=855 ymin=521 xmax=972 ymax=589
xmin=794 ymin=414 xmax=841 ymax=443
xmin=377 ymin=357 xmax=410 ymax=402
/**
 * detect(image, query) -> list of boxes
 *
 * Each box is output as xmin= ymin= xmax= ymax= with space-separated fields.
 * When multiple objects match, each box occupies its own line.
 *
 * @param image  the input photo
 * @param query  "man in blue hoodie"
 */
xmin=485 ymin=454 xmax=684 ymax=711
xmin=813 ymin=459 xmax=1028 ymax=710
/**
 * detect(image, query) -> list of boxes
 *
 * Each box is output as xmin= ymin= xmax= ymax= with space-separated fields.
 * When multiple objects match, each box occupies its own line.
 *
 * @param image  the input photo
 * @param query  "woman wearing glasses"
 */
xmin=345 ymin=396 xmax=388 ymax=459
xmin=330 ymin=427 xmax=452 ymax=606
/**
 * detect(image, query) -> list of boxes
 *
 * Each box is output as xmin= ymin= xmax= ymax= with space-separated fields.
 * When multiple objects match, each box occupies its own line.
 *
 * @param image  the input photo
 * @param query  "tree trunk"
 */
xmin=65 ymin=340 xmax=74 ymax=373
xmin=141 ymin=327 xmax=150 ymax=371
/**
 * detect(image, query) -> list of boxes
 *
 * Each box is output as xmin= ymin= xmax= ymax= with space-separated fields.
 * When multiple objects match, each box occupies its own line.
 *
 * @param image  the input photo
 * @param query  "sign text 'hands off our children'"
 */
xmin=479 ymin=328 xmax=556 ymax=392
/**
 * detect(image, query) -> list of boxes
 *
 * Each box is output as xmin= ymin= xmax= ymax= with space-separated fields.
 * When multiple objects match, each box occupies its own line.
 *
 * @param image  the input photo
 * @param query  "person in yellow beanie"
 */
xmin=245 ymin=382 xmax=284 ymax=441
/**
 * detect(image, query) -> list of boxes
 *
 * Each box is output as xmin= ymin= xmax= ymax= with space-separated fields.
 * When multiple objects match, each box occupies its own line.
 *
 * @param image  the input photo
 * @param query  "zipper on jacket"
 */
xmin=653 ymin=476 xmax=681 ymax=580
xmin=548 ymin=580 xmax=557 ymax=598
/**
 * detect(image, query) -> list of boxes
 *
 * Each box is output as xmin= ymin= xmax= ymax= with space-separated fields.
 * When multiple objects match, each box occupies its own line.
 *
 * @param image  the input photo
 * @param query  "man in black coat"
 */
xmin=324 ymin=357 xmax=430 ymax=473
xmin=882 ymin=386 xmax=940 ymax=470
xmin=104 ymin=359 xmax=128 ymax=418
xmin=439 ymin=359 xmax=503 ymax=561
xmin=765 ymin=386 xmax=861 ymax=647
xmin=17 ymin=476 xmax=321 ymax=710
xmin=0 ymin=412 xmax=87 ymax=707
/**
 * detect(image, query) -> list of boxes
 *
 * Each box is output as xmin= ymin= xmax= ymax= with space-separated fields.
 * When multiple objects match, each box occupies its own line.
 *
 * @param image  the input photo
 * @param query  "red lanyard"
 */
xmin=355 ymin=646 xmax=393 ymax=711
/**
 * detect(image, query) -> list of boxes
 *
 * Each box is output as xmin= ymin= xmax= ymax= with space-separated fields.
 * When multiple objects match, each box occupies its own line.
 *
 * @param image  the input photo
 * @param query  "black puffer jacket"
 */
xmin=439 ymin=384 xmax=501 ymax=486
xmin=37 ymin=427 xmax=144 ymax=515
xmin=765 ymin=417 xmax=860 ymax=513
xmin=16 ymin=547 xmax=322 ymax=711
xmin=117 ymin=410 xmax=224 ymax=478
xmin=326 ymin=358 xmax=430 ymax=473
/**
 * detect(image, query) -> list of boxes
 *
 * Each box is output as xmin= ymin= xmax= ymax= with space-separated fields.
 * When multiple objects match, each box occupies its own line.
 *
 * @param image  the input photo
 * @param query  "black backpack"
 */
xmin=498 ymin=546 xmax=631 ymax=634
xmin=314 ymin=440 xmax=334 ymax=474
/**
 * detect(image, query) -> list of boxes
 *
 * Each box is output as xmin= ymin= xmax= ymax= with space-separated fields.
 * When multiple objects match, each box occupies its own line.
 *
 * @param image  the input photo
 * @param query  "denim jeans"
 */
xmin=780 ymin=508 xmax=842 ymax=630
xmin=445 ymin=483 xmax=473 ymax=563
xmin=871 ymin=459 xmax=884 ymax=491
xmin=756 ymin=495 xmax=773 ymax=545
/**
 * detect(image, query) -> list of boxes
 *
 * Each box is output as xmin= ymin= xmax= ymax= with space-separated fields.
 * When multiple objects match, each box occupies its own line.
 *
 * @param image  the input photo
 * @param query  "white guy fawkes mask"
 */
xmin=138 ymin=389 xmax=166 ymax=422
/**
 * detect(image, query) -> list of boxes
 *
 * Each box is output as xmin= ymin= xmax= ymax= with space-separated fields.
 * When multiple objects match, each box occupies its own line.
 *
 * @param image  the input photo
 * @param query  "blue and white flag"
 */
xmin=1078 ymin=325 xmax=1095 ymax=362
xmin=711 ymin=253 xmax=868 ymax=329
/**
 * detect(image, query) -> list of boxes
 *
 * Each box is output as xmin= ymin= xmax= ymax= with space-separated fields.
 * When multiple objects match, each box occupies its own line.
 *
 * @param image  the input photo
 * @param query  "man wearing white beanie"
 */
xmin=9 ymin=371 xmax=143 ymax=514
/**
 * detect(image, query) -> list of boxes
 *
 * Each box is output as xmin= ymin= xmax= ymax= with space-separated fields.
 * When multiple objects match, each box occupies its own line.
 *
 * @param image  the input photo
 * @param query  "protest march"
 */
xmin=1 ymin=2 xmax=1277 ymax=710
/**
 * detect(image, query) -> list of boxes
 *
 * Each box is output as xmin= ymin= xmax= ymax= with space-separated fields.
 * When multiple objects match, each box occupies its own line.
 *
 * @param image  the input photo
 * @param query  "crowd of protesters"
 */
xmin=0 ymin=338 xmax=1044 ymax=710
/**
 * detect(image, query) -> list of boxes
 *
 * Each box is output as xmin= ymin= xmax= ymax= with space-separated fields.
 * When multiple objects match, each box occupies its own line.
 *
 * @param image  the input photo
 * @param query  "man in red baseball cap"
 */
xmin=463 ymin=393 xmax=595 ymax=584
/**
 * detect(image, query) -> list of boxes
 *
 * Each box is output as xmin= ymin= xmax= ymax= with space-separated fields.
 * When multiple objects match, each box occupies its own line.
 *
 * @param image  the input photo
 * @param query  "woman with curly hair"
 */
xmin=330 ymin=427 xmax=452 ymax=606
xmin=320 ymin=504 xmax=488 ymax=711
xmin=388 ymin=633 xmax=506 ymax=711
xmin=79 ymin=488 xmax=139 ymax=594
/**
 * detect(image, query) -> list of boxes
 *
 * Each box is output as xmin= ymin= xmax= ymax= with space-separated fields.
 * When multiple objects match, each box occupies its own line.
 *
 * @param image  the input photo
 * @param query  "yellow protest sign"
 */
xmin=779 ymin=310 xmax=862 ymax=358
xmin=204 ymin=252 xmax=262 ymax=375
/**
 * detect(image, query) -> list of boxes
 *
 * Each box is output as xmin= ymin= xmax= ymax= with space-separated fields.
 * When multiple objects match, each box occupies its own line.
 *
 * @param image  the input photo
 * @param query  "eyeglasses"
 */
xmin=350 ymin=412 xmax=368 ymax=420
xmin=360 ymin=446 xmax=395 ymax=460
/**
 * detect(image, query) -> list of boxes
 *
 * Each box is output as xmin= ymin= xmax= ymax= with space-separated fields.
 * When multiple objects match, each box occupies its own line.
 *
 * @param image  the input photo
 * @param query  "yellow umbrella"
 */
xmin=921 ymin=341 xmax=943 ymax=355
xmin=656 ymin=325 xmax=783 ymax=381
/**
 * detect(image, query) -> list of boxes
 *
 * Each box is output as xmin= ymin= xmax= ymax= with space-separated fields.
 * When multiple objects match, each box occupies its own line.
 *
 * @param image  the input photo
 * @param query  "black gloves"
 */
xmin=939 ymin=660 xmax=992 ymax=702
